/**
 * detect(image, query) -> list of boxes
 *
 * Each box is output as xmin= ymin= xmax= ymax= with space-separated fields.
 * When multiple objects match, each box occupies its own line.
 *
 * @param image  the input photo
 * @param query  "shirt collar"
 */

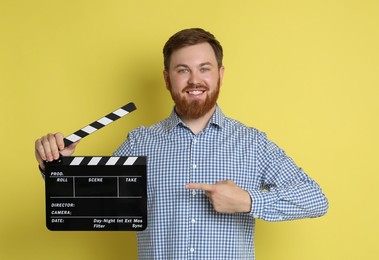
xmin=167 ymin=105 xmax=225 ymax=132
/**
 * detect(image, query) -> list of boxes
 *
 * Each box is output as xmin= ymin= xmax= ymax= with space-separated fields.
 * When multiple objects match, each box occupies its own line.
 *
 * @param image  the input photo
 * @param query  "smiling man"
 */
xmin=164 ymin=42 xmax=223 ymax=130
xmin=35 ymin=28 xmax=328 ymax=259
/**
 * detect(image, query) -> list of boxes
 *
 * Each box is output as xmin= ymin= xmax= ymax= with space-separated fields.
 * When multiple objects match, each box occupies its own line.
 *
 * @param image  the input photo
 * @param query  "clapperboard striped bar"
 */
xmin=59 ymin=156 xmax=146 ymax=166
xmin=63 ymin=102 xmax=136 ymax=147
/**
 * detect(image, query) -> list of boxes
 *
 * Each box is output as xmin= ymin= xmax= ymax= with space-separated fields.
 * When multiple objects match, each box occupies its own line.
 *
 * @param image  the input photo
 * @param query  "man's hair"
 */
xmin=163 ymin=28 xmax=223 ymax=71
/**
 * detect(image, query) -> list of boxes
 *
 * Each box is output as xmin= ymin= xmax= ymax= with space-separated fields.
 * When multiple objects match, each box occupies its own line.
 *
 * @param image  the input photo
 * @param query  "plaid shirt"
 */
xmin=114 ymin=106 xmax=328 ymax=260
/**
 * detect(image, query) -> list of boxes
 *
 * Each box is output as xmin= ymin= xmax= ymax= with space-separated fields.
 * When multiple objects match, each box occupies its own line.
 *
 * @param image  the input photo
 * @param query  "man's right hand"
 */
xmin=34 ymin=132 xmax=79 ymax=171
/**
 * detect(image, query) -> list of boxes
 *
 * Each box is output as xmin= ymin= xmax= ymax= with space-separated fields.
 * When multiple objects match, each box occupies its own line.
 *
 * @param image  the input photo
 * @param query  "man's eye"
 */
xmin=200 ymin=67 xmax=210 ymax=72
xmin=178 ymin=69 xmax=189 ymax=73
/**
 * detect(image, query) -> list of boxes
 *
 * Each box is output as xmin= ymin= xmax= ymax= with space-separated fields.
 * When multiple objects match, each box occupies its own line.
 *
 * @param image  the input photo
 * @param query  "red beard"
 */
xmin=168 ymin=79 xmax=220 ymax=119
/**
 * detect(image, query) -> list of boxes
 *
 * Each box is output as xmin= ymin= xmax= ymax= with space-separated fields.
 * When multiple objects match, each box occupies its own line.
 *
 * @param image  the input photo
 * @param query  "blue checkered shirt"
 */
xmin=114 ymin=106 xmax=328 ymax=260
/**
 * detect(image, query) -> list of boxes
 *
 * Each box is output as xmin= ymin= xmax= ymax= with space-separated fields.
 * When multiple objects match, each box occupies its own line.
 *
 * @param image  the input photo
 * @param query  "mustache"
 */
xmin=182 ymin=84 xmax=209 ymax=92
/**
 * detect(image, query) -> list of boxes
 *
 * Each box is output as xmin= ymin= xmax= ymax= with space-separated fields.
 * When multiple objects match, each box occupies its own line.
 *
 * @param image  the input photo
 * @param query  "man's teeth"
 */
xmin=188 ymin=90 xmax=203 ymax=95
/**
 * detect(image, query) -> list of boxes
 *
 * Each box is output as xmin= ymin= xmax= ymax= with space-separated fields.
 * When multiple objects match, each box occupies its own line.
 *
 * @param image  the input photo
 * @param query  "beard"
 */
xmin=168 ymin=79 xmax=221 ymax=119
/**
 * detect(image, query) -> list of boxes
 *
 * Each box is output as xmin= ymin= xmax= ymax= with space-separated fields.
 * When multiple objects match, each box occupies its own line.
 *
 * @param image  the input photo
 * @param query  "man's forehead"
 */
xmin=169 ymin=43 xmax=217 ymax=67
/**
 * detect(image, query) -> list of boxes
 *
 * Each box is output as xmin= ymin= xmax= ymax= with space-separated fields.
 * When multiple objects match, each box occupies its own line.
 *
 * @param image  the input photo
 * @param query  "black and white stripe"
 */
xmin=64 ymin=102 xmax=136 ymax=147
xmin=62 ymin=156 xmax=145 ymax=166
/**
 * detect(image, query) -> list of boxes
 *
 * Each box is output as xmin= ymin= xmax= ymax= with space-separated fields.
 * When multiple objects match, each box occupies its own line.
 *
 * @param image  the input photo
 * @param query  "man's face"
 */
xmin=164 ymin=42 xmax=224 ymax=119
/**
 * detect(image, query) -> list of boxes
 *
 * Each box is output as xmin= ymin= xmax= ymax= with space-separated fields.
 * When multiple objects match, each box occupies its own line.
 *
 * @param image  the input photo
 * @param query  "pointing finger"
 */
xmin=185 ymin=183 xmax=214 ymax=192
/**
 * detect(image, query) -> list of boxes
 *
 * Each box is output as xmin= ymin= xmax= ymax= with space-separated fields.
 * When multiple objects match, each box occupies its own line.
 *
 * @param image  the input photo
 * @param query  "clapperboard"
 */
xmin=45 ymin=102 xmax=147 ymax=231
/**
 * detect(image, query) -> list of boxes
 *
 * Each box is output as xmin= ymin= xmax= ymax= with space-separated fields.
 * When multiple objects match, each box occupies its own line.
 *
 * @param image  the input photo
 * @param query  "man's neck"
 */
xmin=179 ymin=106 xmax=216 ymax=135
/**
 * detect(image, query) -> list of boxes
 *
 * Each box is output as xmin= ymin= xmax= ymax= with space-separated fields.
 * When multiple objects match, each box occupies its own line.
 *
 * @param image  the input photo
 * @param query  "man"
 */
xmin=35 ymin=28 xmax=328 ymax=259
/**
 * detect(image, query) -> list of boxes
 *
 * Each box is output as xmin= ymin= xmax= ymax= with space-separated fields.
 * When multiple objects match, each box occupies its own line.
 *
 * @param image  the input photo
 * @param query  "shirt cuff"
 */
xmin=247 ymin=189 xmax=270 ymax=219
xmin=39 ymin=165 xmax=46 ymax=180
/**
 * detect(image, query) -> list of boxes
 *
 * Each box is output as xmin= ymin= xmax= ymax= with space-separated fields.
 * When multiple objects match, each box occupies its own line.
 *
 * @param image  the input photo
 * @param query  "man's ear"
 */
xmin=163 ymin=70 xmax=170 ymax=90
xmin=219 ymin=66 xmax=225 ymax=87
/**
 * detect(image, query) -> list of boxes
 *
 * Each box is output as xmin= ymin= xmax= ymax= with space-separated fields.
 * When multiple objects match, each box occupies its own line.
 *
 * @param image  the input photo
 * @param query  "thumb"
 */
xmin=60 ymin=140 xmax=80 ymax=156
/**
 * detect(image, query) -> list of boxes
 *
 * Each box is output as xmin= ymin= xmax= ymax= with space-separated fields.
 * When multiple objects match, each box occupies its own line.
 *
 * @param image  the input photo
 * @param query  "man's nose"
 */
xmin=188 ymin=71 xmax=200 ymax=85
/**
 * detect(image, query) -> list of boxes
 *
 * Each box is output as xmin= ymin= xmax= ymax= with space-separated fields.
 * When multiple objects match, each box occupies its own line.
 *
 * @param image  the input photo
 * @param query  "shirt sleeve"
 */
xmin=113 ymin=130 xmax=136 ymax=156
xmin=248 ymin=131 xmax=329 ymax=222
xmin=39 ymin=165 xmax=46 ymax=180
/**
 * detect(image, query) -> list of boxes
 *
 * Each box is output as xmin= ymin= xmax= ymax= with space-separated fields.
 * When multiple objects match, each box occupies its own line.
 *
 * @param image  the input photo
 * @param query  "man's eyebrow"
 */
xmin=174 ymin=62 xmax=214 ymax=69
xmin=174 ymin=64 xmax=189 ymax=69
xmin=199 ymin=62 xmax=213 ymax=67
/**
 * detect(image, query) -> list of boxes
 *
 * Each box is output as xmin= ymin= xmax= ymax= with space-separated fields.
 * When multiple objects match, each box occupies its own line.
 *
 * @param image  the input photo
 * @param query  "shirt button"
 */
xmin=191 ymin=218 xmax=196 ymax=224
xmin=192 ymin=190 xmax=197 ymax=196
xmin=192 ymin=164 xmax=197 ymax=169
xmin=189 ymin=248 xmax=195 ymax=253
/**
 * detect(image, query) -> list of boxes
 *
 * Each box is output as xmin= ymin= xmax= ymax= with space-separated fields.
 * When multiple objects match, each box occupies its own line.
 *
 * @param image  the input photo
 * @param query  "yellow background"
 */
xmin=1 ymin=0 xmax=378 ymax=259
